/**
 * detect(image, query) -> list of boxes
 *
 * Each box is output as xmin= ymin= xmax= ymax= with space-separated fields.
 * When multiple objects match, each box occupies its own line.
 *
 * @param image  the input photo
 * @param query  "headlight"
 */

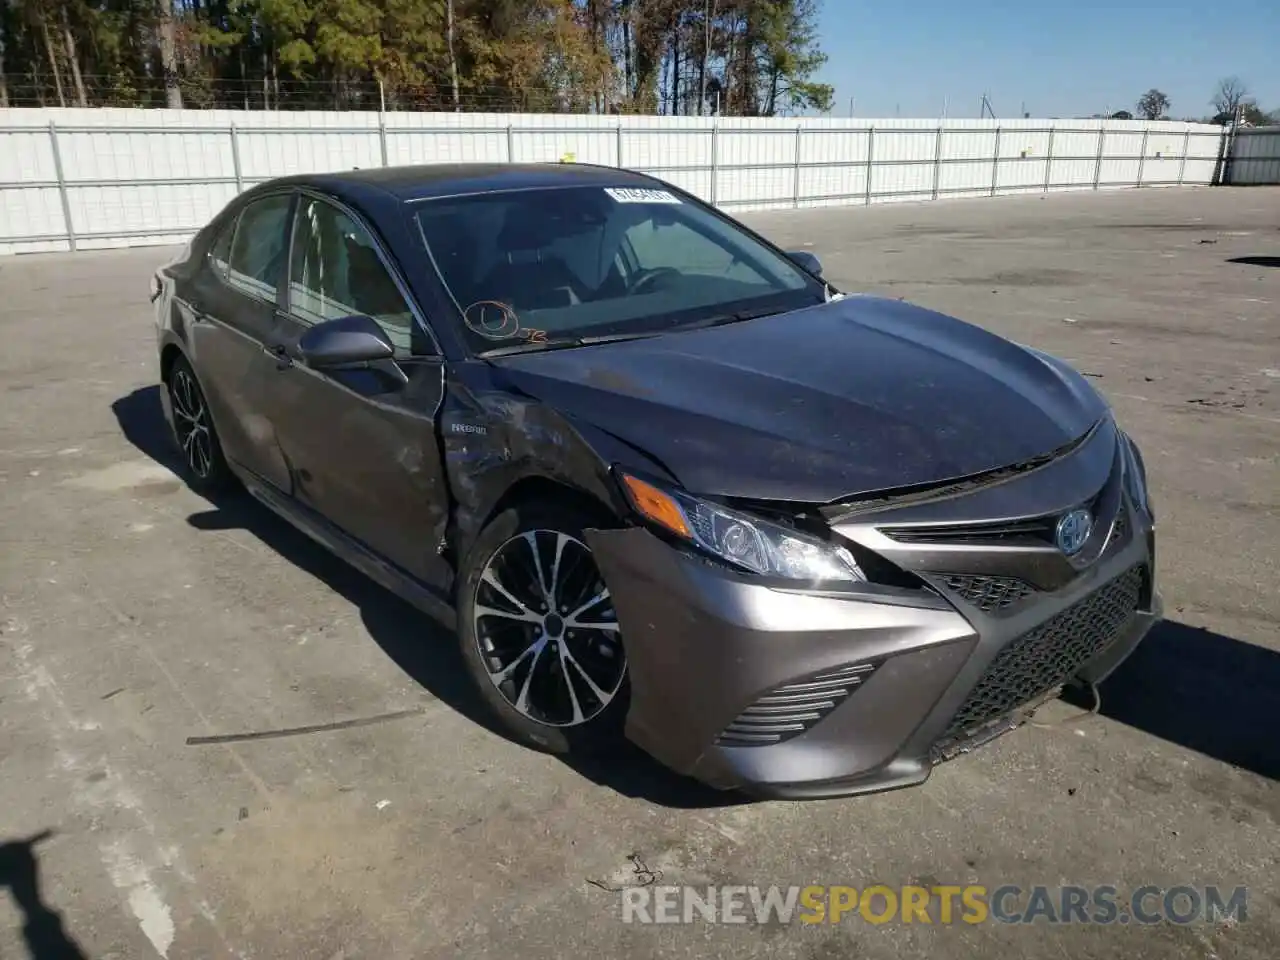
xmin=618 ymin=471 xmax=864 ymax=582
xmin=1120 ymin=431 xmax=1152 ymax=517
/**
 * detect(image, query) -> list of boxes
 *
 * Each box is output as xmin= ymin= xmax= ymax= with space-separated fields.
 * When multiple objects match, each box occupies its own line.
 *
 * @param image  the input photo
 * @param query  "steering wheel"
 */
xmin=629 ymin=267 xmax=682 ymax=295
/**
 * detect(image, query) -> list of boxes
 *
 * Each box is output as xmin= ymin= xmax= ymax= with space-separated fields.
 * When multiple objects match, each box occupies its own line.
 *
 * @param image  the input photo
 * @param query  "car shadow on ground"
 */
xmin=1066 ymin=620 xmax=1280 ymax=781
xmin=0 ymin=830 xmax=89 ymax=960
xmin=111 ymin=386 xmax=744 ymax=810
xmin=1225 ymin=255 xmax=1280 ymax=268
xmin=116 ymin=386 xmax=1275 ymax=799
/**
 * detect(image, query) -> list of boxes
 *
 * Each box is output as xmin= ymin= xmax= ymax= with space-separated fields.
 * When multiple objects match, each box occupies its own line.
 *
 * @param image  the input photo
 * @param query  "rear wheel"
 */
xmin=457 ymin=500 xmax=628 ymax=754
xmin=167 ymin=355 xmax=234 ymax=495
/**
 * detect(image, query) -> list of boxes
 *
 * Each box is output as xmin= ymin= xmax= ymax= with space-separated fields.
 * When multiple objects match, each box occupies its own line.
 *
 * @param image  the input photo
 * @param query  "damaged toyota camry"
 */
xmin=152 ymin=162 xmax=1161 ymax=799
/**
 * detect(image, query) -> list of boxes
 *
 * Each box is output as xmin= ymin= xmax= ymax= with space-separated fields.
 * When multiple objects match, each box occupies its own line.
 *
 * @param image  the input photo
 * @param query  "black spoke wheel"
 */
xmin=458 ymin=500 xmax=628 ymax=754
xmin=166 ymin=356 xmax=232 ymax=494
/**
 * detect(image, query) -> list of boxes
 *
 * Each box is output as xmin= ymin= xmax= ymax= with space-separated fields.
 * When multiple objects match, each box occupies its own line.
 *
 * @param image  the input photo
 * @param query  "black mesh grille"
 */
xmin=716 ymin=662 xmax=878 ymax=747
xmin=933 ymin=565 xmax=1144 ymax=755
xmin=939 ymin=574 xmax=1035 ymax=613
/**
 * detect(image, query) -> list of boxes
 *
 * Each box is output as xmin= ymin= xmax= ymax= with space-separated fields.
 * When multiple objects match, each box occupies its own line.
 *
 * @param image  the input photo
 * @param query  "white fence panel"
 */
xmin=0 ymin=108 xmax=1228 ymax=255
xmin=874 ymin=158 xmax=934 ymax=200
xmin=996 ymin=158 xmax=1049 ymax=192
xmin=652 ymin=167 xmax=714 ymax=203
xmin=999 ymin=130 xmax=1052 ymax=159
xmin=798 ymin=163 xmax=868 ymax=205
xmin=1226 ymin=127 xmax=1280 ymax=185
xmin=941 ymin=128 xmax=998 ymax=161
xmin=2 ymin=188 xmax=64 ymax=251
xmin=799 ymin=128 xmax=869 ymax=165
xmin=386 ymin=128 xmax=508 ymax=165
xmin=937 ymin=160 xmax=994 ymax=196
xmin=1097 ymin=157 xmax=1141 ymax=187
xmin=1049 ymin=156 xmax=1098 ymax=187
xmin=718 ymin=165 xmax=794 ymax=208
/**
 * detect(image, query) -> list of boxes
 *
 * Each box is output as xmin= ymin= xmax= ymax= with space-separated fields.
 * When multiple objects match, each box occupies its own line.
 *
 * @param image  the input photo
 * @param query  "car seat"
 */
xmin=479 ymin=213 xmax=581 ymax=311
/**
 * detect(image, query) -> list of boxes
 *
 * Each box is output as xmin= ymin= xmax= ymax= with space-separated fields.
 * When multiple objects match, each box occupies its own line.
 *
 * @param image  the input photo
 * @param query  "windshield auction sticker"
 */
xmin=604 ymin=188 xmax=682 ymax=204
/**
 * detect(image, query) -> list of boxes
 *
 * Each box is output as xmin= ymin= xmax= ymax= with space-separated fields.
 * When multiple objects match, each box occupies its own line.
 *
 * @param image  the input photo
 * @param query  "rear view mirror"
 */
xmin=785 ymin=250 xmax=823 ymax=277
xmin=652 ymin=207 xmax=679 ymax=226
xmin=298 ymin=314 xmax=394 ymax=368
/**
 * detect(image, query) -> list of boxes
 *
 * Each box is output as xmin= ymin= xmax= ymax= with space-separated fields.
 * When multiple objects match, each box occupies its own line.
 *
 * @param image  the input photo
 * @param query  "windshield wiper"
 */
xmin=675 ymin=304 xmax=791 ymax=332
xmin=477 ymin=331 xmax=658 ymax=358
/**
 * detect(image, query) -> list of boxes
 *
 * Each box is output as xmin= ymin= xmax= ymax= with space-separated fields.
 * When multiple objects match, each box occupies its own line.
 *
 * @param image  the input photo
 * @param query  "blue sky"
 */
xmin=813 ymin=0 xmax=1280 ymax=120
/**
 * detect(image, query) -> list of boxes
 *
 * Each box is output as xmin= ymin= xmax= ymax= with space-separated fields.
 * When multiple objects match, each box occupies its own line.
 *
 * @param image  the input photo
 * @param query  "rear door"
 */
xmin=260 ymin=191 xmax=452 ymax=589
xmin=185 ymin=191 xmax=296 ymax=492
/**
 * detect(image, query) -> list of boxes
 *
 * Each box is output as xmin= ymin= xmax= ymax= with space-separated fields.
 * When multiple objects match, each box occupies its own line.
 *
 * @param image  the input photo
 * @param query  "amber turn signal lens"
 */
xmin=620 ymin=474 xmax=692 ymax=539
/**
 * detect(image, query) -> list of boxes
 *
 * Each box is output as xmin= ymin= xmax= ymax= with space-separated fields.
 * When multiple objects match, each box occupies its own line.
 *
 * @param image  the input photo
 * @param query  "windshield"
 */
xmin=412 ymin=184 xmax=824 ymax=354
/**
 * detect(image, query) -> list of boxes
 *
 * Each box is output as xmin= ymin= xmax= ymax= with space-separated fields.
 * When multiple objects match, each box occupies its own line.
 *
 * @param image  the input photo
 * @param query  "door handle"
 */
xmin=263 ymin=343 xmax=293 ymax=370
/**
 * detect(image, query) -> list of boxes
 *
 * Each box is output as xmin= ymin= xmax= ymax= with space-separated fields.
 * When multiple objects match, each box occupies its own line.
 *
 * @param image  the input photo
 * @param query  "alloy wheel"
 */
xmin=170 ymin=367 xmax=214 ymax=479
xmin=473 ymin=530 xmax=626 ymax=728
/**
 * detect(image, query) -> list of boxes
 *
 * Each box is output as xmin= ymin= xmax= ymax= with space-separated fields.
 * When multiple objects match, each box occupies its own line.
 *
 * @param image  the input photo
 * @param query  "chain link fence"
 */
xmin=2 ymin=74 xmax=718 ymax=116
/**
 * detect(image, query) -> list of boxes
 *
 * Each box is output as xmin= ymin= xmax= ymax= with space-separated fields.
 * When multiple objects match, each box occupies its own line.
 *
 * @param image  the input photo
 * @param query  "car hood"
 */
xmin=490 ymin=295 xmax=1108 ymax=503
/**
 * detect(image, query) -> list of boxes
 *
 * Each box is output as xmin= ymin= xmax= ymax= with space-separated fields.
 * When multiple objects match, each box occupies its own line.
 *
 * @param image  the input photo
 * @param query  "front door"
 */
xmin=185 ymin=191 xmax=296 ymax=493
xmin=262 ymin=192 xmax=452 ymax=590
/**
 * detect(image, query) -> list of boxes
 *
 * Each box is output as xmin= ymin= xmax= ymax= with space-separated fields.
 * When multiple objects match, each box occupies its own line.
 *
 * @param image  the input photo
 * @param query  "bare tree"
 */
xmin=1212 ymin=76 xmax=1248 ymax=118
xmin=446 ymin=0 xmax=459 ymax=111
xmin=62 ymin=3 xmax=87 ymax=107
xmin=0 ymin=0 xmax=8 ymax=107
xmin=698 ymin=0 xmax=718 ymax=116
xmin=156 ymin=0 xmax=182 ymax=109
xmin=1137 ymin=88 xmax=1169 ymax=121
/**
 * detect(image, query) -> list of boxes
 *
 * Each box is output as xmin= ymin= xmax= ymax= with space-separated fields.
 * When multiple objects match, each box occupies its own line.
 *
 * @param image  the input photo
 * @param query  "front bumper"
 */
xmin=586 ymin=509 xmax=1161 ymax=800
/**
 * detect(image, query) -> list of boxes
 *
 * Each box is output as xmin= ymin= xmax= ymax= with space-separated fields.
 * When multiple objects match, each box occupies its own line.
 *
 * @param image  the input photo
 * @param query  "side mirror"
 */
xmin=297 ymin=314 xmax=395 ymax=368
xmin=785 ymin=250 xmax=823 ymax=277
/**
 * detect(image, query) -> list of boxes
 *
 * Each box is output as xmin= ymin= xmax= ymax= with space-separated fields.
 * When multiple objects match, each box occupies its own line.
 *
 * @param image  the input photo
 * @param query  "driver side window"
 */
xmin=622 ymin=219 xmax=766 ymax=284
xmin=288 ymin=197 xmax=415 ymax=353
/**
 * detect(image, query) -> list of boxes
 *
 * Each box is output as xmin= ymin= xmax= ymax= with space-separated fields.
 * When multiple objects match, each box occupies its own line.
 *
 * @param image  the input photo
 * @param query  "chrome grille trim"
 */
xmin=1106 ymin=511 xmax=1128 ymax=548
xmin=882 ymin=517 xmax=1055 ymax=546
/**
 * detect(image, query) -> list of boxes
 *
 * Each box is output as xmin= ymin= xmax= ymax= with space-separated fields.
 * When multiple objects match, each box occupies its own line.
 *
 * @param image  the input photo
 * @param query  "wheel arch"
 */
xmin=159 ymin=340 xmax=187 ymax=384
xmin=480 ymin=474 xmax=617 ymax=533
xmin=451 ymin=469 xmax=622 ymax=574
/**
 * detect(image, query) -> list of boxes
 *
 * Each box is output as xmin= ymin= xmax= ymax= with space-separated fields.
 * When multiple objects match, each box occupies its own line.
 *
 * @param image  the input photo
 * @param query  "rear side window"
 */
xmin=226 ymin=194 xmax=292 ymax=302
xmin=208 ymin=220 xmax=233 ymax=277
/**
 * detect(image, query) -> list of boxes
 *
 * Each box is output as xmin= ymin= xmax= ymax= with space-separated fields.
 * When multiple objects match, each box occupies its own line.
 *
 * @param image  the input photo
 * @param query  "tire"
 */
xmin=166 ymin=355 xmax=235 ymax=496
xmin=457 ymin=499 xmax=629 ymax=755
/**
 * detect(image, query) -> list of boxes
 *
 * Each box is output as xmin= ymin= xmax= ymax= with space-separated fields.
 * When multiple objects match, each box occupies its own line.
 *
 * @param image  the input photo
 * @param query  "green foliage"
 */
xmin=0 ymin=0 xmax=833 ymax=115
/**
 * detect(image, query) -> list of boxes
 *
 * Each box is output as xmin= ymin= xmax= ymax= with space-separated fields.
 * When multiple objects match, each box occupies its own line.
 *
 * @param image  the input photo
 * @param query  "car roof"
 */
xmin=272 ymin=162 xmax=667 ymax=203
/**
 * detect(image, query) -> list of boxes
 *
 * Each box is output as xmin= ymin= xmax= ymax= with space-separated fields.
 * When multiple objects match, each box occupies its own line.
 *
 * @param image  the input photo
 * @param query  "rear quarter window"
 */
xmin=208 ymin=219 xmax=234 ymax=277
xmin=225 ymin=193 xmax=293 ymax=302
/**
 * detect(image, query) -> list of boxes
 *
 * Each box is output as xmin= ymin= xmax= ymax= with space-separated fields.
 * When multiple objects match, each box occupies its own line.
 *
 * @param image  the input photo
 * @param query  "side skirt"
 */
xmin=232 ymin=462 xmax=457 ymax=631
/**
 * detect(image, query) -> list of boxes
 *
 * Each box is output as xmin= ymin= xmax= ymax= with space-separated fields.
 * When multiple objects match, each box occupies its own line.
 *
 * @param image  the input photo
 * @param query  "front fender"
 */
xmin=439 ymin=365 xmax=675 ymax=563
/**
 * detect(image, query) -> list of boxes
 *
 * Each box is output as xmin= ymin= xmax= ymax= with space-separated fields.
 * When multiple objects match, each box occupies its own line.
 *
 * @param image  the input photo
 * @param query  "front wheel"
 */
xmin=456 ymin=500 xmax=628 ymax=755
